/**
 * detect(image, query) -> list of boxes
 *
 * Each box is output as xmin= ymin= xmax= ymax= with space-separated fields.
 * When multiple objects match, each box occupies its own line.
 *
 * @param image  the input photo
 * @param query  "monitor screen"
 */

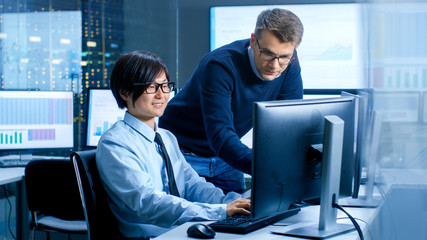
xmin=210 ymin=3 xmax=365 ymax=89
xmin=0 ymin=90 xmax=74 ymax=150
xmin=251 ymin=96 xmax=356 ymax=219
xmin=424 ymin=92 xmax=427 ymax=123
xmin=86 ymin=89 xmax=175 ymax=147
xmin=86 ymin=89 xmax=126 ymax=147
xmin=373 ymin=91 xmax=420 ymax=122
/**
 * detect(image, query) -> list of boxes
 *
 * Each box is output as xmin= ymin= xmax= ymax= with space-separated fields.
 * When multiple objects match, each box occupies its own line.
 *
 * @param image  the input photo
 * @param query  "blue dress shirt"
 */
xmin=96 ymin=112 xmax=241 ymax=238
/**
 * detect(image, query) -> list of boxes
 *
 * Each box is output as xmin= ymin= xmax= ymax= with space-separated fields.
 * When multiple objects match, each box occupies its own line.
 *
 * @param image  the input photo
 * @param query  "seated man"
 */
xmin=96 ymin=50 xmax=250 ymax=240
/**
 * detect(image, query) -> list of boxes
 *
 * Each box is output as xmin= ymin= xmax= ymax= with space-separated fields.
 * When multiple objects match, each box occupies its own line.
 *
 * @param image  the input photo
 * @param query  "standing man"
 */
xmin=159 ymin=8 xmax=304 ymax=194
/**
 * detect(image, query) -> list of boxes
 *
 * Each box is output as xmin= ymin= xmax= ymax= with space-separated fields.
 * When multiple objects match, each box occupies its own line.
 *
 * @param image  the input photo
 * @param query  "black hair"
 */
xmin=109 ymin=50 xmax=170 ymax=109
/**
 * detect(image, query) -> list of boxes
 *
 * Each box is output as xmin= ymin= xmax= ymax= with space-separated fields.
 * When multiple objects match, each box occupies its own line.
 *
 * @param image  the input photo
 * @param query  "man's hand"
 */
xmin=226 ymin=198 xmax=251 ymax=217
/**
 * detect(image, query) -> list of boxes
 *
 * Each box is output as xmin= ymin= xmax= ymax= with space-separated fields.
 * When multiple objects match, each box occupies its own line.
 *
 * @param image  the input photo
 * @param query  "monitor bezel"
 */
xmin=0 ymin=90 xmax=75 ymax=152
xmin=85 ymin=88 xmax=126 ymax=148
xmin=251 ymin=96 xmax=356 ymax=219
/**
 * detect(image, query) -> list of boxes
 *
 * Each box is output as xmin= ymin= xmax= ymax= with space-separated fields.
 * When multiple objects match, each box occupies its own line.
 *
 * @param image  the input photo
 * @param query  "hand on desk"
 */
xmin=226 ymin=198 xmax=251 ymax=217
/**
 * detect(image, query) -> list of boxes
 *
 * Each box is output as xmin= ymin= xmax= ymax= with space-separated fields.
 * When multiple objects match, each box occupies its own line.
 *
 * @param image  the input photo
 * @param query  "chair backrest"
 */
xmin=71 ymin=150 xmax=119 ymax=240
xmin=25 ymin=159 xmax=85 ymax=221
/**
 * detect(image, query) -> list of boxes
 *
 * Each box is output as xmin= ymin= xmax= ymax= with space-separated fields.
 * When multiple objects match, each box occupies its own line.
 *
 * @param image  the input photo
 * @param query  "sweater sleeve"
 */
xmin=199 ymin=61 xmax=252 ymax=174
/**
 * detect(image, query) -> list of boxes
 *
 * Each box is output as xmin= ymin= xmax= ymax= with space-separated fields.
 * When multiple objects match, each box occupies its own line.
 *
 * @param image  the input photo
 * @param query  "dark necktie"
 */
xmin=154 ymin=132 xmax=180 ymax=197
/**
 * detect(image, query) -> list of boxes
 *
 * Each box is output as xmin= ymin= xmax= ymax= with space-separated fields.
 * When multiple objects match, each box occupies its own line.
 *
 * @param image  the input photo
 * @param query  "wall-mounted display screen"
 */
xmin=373 ymin=91 xmax=420 ymax=122
xmin=210 ymin=3 xmax=365 ymax=89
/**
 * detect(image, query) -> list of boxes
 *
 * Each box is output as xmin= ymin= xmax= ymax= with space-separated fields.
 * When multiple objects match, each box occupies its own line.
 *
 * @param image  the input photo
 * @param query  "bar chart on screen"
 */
xmin=370 ymin=2 xmax=427 ymax=91
xmin=0 ymin=91 xmax=74 ymax=150
xmin=0 ymin=129 xmax=57 ymax=146
xmin=86 ymin=89 xmax=126 ymax=147
xmin=0 ymin=130 xmax=24 ymax=145
xmin=92 ymin=117 xmax=123 ymax=137
xmin=372 ymin=65 xmax=427 ymax=90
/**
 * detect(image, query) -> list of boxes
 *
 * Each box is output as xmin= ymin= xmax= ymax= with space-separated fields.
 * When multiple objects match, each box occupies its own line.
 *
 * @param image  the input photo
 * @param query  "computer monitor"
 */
xmin=210 ymin=3 xmax=365 ymax=89
xmin=0 ymin=90 xmax=74 ymax=151
xmin=373 ymin=91 xmax=420 ymax=122
xmin=86 ymin=88 xmax=175 ymax=147
xmin=424 ymin=92 xmax=427 ymax=123
xmin=346 ymin=89 xmax=372 ymax=199
xmin=338 ymin=90 xmax=384 ymax=207
xmin=251 ymin=96 xmax=356 ymax=219
xmin=86 ymin=89 xmax=126 ymax=147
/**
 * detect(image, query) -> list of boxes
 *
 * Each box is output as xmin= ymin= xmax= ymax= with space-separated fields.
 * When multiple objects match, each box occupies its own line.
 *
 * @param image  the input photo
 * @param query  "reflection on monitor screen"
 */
xmin=86 ymin=89 xmax=126 ymax=147
xmin=251 ymin=96 xmax=356 ymax=219
xmin=210 ymin=3 xmax=365 ymax=89
xmin=373 ymin=91 xmax=420 ymax=122
xmin=0 ymin=91 xmax=74 ymax=150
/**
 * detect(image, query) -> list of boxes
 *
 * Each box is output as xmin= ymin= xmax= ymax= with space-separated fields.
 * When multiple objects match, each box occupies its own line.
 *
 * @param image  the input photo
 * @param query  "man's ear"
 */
xmin=119 ymin=90 xmax=129 ymax=101
xmin=250 ymin=33 xmax=256 ymax=49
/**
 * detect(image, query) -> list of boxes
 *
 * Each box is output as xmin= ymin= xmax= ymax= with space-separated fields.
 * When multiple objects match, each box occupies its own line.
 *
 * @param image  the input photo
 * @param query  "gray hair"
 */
xmin=254 ymin=8 xmax=304 ymax=47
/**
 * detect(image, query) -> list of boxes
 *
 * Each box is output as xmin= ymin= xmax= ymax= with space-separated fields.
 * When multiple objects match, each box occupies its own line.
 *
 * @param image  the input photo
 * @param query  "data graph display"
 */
xmin=0 ymin=130 xmax=23 ymax=145
xmin=86 ymin=89 xmax=126 ymax=147
xmin=370 ymin=2 xmax=427 ymax=91
xmin=373 ymin=91 xmax=420 ymax=122
xmin=0 ymin=91 xmax=74 ymax=150
xmin=86 ymin=89 xmax=175 ymax=147
xmin=0 ymin=98 xmax=72 ymax=125
xmin=373 ymin=65 xmax=427 ymax=90
xmin=94 ymin=117 xmax=123 ymax=137
xmin=210 ymin=3 xmax=365 ymax=89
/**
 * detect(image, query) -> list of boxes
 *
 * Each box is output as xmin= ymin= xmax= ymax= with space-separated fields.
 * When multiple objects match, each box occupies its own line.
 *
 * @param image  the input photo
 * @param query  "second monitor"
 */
xmin=86 ymin=89 xmax=126 ymax=147
xmin=251 ymin=96 xmax=356 ymax=218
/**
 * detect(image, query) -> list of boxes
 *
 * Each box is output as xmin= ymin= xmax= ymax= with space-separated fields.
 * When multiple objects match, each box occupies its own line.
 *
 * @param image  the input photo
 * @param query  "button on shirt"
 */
xmin=96 ymin=112 xmax=241 ymax=238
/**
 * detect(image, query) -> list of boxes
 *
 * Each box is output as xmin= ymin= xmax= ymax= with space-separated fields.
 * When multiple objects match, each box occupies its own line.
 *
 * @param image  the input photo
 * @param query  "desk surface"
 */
xmin=155 ymin=168 xmax=427 ymax=240
xmin=0 ymin=167 xmax=25 ymax=185
xmin=154 ymin=205 xmax=378 ymax=240
xmin=0 ymin=167 xmax=27 ymax=240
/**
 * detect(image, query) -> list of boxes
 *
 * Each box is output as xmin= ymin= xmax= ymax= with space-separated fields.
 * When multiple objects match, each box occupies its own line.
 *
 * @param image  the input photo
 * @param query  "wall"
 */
xmin=123 ymin=0 xmax=177 ymax=85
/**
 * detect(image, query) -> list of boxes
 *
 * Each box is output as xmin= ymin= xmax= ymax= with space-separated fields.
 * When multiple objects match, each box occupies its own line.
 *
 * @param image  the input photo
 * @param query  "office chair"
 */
xmin=24 ymin=159 xmax=88 ymax=240
xmin=71 ymin=150 xmax=119 ymax=240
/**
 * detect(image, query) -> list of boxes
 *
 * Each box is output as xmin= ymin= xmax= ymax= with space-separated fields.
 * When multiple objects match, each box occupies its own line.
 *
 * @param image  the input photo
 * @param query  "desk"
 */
xmin=0 ymin=167 xmax=29 ymax=240
xmin=154 ymin=205 xmax=378 ymax=240
xmin=155 ymin=169 xmax=427 ymax=239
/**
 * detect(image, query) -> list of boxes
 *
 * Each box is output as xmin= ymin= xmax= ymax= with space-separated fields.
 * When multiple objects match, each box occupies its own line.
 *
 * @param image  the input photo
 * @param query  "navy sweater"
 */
xmin=159 ymin=39 xmax=303 ymax=174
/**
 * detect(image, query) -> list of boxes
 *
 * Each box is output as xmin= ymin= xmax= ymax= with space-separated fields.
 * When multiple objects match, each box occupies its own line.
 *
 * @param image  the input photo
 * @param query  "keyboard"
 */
xmin=0 ymin=159 xmax=31 ymax=168
xmin=209 ymin=208 xmax=300 ymax=234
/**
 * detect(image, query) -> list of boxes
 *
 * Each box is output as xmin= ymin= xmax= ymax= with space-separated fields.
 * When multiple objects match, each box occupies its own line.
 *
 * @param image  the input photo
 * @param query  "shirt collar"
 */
xmin=123 ymin=111 xmax=156 ymax=142
xmin=248 ymin=46 xmax=281 ymax=81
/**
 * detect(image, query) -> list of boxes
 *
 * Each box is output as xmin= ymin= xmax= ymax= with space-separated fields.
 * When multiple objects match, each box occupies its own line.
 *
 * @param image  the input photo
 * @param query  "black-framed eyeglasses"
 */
xmin=133 ymin=82 xmax=175 ymax=94
xmin=256 ymin=39 xmax=294 ymax=66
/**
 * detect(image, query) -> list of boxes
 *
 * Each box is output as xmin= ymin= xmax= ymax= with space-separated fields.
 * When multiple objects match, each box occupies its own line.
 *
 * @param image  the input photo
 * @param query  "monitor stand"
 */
xmin=273 ymin=115 xmax=354 ymax=239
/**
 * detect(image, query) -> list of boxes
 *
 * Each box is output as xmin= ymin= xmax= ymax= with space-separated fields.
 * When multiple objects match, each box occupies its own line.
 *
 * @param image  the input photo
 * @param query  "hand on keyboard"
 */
xmin=226 ymin=198 xmax=251 ymax=217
